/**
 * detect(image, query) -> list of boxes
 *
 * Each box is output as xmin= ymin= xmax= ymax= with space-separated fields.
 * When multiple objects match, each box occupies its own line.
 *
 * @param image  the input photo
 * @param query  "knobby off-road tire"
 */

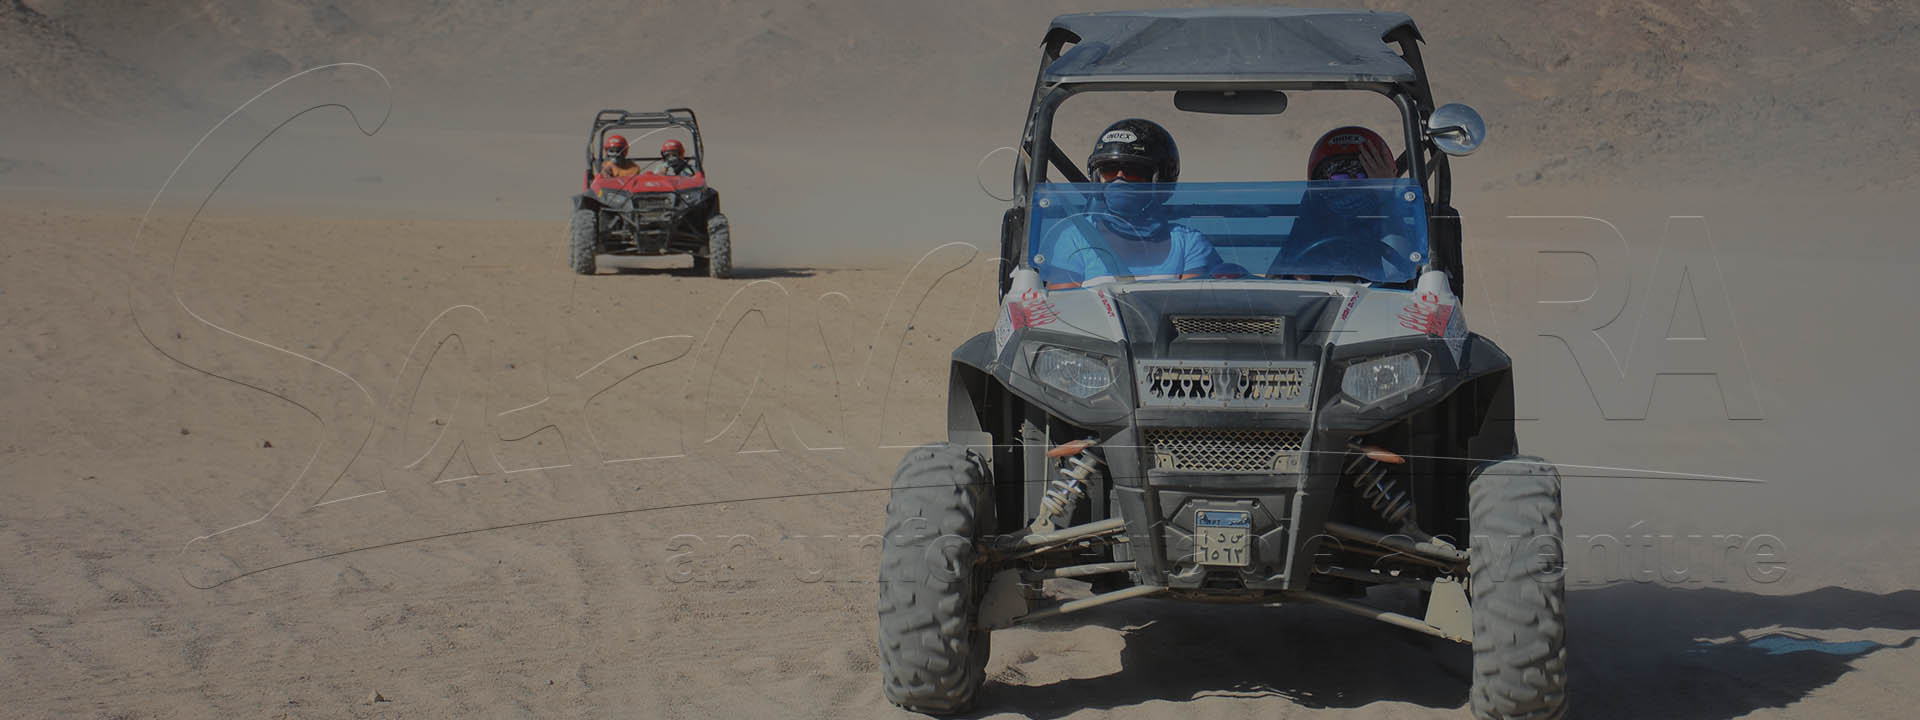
xmin=1467 ymin=457 xmax=1569 ymax=720
xmin=705 ymin=212 xmax=732 ymax=278
xmin=568 ymin=208 xmax=598 ymax=275
xmin=877 ymin=443 xmax=993 ymax=714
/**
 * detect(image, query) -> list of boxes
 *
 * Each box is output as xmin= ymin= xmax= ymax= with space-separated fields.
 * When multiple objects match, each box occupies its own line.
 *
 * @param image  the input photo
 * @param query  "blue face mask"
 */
xmin=1102 ymin=181 xmax=1162 ymax=219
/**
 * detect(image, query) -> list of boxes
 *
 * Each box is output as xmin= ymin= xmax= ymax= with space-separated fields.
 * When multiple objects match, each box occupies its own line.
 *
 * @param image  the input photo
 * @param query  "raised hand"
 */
xmin=1361 ymin=140 xmax=1398 ymax=179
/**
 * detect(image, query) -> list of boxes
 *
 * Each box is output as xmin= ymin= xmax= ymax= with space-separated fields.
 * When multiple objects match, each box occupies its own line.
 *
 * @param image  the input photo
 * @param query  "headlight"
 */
xmin=1032 ymin=347 xmax=1115 ymax=398
xmin=1341 ymin=352 xmax=1424 ymax=405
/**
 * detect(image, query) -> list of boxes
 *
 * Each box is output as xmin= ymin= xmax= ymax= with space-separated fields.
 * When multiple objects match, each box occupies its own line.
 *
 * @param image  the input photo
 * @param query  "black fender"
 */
xmin=947 ymin=332 xmax=997 ymax=449
xmin=571 ymin=193 xmax=602 ymax=212
xmin=693 ymin=190 xmax=721 ymax=225
xmin=946 ymin=332 xmax=1024 ymax=534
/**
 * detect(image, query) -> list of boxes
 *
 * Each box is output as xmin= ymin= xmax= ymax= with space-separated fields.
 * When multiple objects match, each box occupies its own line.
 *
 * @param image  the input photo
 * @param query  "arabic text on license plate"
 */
xmin=1195 ymin=510 xmax=1251 ymax=567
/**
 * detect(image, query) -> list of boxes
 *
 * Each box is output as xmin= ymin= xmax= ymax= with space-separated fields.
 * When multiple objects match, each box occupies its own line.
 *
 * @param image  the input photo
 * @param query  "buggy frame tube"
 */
xmin=585 ymin=108 xmax=706 ymax=175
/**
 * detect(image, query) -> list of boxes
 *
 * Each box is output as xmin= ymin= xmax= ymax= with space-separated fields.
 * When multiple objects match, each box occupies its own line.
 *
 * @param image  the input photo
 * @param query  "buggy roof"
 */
xmin=1042 ymin=9 xmax=1421 ymax=85
xmin=585 ymin=108 xmax=705 ymax=162
xmin=593 ymin=108 xmax=698 ymax=130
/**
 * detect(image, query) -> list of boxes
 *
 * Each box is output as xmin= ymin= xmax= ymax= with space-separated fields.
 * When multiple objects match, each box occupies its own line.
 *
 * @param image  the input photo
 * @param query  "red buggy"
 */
xmin=568 ymin=108 xmax=730 ymax=277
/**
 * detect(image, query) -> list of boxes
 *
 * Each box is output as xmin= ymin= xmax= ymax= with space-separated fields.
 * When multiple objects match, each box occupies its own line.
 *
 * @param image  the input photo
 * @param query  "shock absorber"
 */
xmin=1030 ymin=439 xmax=1104 ymax=533
xmin=1345 ymin=442 xmax=1416 ymax=530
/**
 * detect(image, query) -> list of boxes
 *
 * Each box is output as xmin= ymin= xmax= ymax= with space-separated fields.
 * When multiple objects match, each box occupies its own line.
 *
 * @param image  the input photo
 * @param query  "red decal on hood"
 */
xmin=1398 ymin=295 xmax=1454 ymax=336
xmin=1010 ymin=298 xmax=1060 ymax=329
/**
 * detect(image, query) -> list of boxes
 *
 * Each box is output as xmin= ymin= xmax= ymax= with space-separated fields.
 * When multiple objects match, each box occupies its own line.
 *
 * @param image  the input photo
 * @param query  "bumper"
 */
xmin=1106 ymin=422 xmax=1350 ymax=592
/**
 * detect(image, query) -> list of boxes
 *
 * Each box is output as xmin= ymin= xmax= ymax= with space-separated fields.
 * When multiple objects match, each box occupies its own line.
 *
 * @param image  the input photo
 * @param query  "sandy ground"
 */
xmin=5 ymin=2 xmax=1920 ymax=717
xmin=3 ymin=178 xmax=1918 ymax=719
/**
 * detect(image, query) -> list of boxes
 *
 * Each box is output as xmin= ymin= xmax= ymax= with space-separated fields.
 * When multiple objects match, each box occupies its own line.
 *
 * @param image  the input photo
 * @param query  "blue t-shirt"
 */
xmin=1038 ymin=219 xmax=1221 ymax=286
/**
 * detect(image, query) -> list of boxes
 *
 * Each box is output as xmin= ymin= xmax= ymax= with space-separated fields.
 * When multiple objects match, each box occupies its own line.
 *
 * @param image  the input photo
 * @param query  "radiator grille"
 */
xmin=1137 ymin=361 xmax=1314 ymax=408
xmin=1233 ymin=366 xmax=1306 ymax=401
xmin=1146 ymin=428 xmax=1306 ymax=473
xmin=1144 ymin=365 xmax=1219 ymax=400
xmin=1172 ymin=316 xmax=1284 ymax=337
xmin=631 ymin=193 xmax=674 ymax=218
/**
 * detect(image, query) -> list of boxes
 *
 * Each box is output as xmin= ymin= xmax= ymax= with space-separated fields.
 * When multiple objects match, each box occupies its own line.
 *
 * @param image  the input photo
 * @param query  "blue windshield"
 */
xmin=1028 ymin=179 xmax=1428 ymax=287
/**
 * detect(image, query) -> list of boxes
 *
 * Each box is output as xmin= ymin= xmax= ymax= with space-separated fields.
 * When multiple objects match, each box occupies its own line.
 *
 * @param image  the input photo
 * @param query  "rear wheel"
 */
xmin=705 ymin=212 xmax=732 ymax=279
xmin=1467 ymin=457 xmax=1568 ymax=720
xmin=878 ymin=443 xmax=993 ymax=714
xmin=568 ymin=208 xmax=599 ymax=275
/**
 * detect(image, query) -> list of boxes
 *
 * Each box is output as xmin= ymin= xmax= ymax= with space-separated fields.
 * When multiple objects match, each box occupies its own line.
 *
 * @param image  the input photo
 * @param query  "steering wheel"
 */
xmin=1279 ymin=235 xmax=1403 ymax=280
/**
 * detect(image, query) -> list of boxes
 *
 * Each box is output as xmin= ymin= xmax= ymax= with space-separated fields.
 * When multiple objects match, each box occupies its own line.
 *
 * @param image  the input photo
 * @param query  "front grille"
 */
xmin=1237 ymin=367 xmax=1306 ymax=400
xmin=630 ymin=194 xmax=672 ymax=210
xmin=1146 ymin=427 xmax=1306 ymax=473
xmin=630 ymin=194 xmax=673 ymax=217
xmin=1137 ymin=361 xmax=1314 ymax=408
xmin=1172 ymin=316 xmax=1283 ymax=337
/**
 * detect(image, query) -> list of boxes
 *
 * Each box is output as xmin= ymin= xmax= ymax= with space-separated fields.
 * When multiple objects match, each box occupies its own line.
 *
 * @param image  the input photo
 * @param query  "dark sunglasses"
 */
xmin=1315 ymin=156 xmax=1368 ymax=181
xmin=1096 ymin=166 xmax=1154 ymax=183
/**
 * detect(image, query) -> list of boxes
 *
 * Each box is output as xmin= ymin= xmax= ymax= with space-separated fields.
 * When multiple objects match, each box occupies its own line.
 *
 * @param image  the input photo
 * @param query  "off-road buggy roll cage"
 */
xmin=880 ymin=11 xmax=1562 ymax=719
xmin=999 ymin=9 xmax=1465 ymax=298
xmin=583 ymin=107 xmax=706 ymax=183
xmin=566 ymin=107 xmax=731 ymax=277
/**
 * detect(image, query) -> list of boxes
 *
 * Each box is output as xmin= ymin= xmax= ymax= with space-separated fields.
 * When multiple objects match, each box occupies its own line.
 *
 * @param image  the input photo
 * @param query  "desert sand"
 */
xmin=5 ymin=1 xmax=1920 ymax=718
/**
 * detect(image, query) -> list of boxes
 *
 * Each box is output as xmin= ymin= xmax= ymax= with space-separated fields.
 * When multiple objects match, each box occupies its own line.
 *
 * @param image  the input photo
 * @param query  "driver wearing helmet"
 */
xmin=1276 ymin=126 xmax=1417 ymax=280
xmin=599 ymin=134 xmax=644 ymax=178
xmin=1039 ymin=119 xmax=1221 ymax=289
xmin=650 ymin=139 xmax=697 ymax=177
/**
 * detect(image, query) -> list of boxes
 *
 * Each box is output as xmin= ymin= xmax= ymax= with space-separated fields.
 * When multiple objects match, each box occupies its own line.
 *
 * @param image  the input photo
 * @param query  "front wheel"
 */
xmin=877 ymin=443 xmax=993 ymax=714
xmin=568 ymin=208 xmax=599 ymax=275
xmin=704 ymin=212 xmax=732 ymax=278
xmin=1467 ymin=457 xmax=1569 ymax=720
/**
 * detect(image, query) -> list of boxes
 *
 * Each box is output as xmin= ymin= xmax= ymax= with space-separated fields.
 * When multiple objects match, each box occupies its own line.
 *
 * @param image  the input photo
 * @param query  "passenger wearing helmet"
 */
xmin=1040 ymin=119 xmax=1221 ymax=289
xmin=649 ymin=139 xmax=698 ymax=177
xmin=599 ymin=134 xmax=643 ymax=178
xmin=1306 ymin=125 xmax=1397 ymax=182
xmin=1277 ymin=126 xmax=1417 ymax=280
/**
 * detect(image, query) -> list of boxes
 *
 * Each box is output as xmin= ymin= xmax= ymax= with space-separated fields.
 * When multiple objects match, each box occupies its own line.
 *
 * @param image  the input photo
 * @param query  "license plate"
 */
xmin=1195 ymin=510 xmax=1252 ymax=567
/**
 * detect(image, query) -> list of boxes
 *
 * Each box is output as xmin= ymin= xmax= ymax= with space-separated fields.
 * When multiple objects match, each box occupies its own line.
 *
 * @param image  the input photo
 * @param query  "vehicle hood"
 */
xmin=591 ymin=172 xmax=707 ymax=193
xmin=1000 ymin=280 xmax=1453 ymax=357
xmin=984 ymin=278 xmax=1487 ymax=426
xmin=1108 ymin=283 xmax=1340 ymax=363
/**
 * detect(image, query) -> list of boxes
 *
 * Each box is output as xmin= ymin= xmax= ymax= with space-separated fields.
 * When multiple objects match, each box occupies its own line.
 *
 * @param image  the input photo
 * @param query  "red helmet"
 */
xmin=660 ymin=139 xmax=685 ymax=158
xmin=604 ymin=134 xmax=629 ymax=158
xmin=1307 ymin=126 xmax=1390 ymax=180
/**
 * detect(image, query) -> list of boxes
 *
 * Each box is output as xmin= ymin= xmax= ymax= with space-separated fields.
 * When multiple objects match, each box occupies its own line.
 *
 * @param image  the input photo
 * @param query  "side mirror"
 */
xmin=1427 ymin=103 xmax=1487 ymax=156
